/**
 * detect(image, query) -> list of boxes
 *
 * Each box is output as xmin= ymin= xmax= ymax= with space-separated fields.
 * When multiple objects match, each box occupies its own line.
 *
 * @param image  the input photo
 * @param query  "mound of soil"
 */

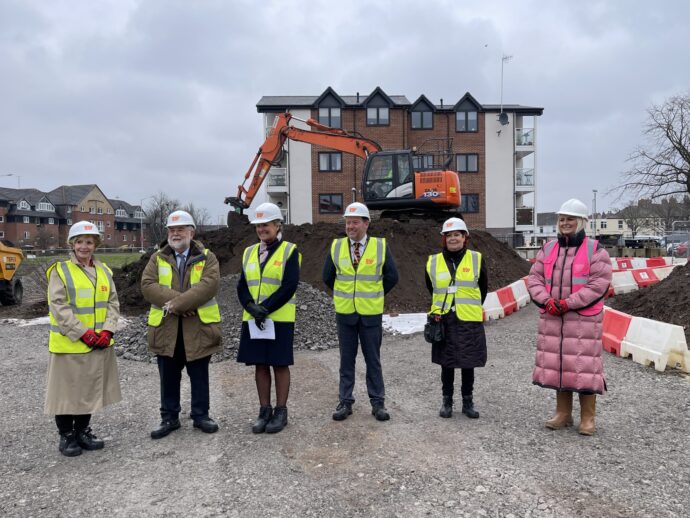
xmin=114 ymin=213 xmax=530 ymax=315
xmin=609 ymin=261 xmax=690 ymax=343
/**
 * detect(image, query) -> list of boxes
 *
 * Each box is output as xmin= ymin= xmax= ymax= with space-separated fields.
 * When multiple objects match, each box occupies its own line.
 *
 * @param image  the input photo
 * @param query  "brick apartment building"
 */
xmin=0 ymin=184 xmax=147 ymax=250
xmin=254 ymin=87 xmax=543 ymax=237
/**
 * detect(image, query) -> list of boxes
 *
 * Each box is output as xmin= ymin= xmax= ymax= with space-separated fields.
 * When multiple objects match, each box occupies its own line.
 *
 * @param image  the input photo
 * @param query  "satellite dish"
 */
xmin=498 ymin=112 xmax=509 ymax=125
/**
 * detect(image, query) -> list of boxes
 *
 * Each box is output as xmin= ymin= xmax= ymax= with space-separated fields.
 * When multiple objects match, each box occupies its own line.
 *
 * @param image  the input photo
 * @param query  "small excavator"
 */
xmin=0 ymin=240 xmax=24 ymax=305
xmin=225 ymin=112 xmax=462 ymax=222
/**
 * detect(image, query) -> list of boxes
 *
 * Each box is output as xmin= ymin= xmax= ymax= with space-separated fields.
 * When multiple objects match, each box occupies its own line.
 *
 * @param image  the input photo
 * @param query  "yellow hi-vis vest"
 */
xmin=241 ymin=241 xmax=300 ymax=322
xmin=147 ymin=249 xmax=221 ymax=327
xmin=426 ymin=250 xmax=483 ymax=322
xmin=47 ymin=260 xmax=114 ymax=354
xmin=331 ymin=237 xmax=385 ymax=315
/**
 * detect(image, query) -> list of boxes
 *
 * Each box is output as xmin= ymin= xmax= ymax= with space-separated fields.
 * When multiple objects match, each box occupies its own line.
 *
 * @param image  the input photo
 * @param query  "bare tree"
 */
xmin=618 ymin=203 xmax=652 ymax=238
xmin=145 ymin=192 xmax=180 ymax=247
xmin=650 ymin=196 xmax=684 ymax=233
xmin=182 ymin=202 xmax=210 ymax=229
xmin=615 ymin=93 xmax=690 ymax=200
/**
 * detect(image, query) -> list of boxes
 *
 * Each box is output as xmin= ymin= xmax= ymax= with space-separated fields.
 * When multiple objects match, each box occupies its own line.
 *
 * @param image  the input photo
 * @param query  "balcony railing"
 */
xmin=267 ymin=168 xmax=287 ymax=187
xmin=516 ymin=168 xmax=534 ymax=187
xmin=516 ymin=207 xmax=534 ymax=226
xmin=515 ymin=128 xmax=534 ymax=146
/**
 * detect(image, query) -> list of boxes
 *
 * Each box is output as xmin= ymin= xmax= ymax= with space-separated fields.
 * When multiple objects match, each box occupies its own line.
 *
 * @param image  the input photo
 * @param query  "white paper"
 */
xmin=248 ymin=318 xmax=276 ymax=340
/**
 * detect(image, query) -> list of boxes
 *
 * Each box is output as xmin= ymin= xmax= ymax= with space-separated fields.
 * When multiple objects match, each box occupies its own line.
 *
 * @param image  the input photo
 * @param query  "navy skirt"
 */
xmin=236 ymin=321 xmax=295 ymax=366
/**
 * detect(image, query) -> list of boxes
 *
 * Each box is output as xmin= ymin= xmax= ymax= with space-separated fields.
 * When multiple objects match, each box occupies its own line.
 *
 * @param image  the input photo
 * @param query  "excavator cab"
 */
xmin=362 ymin=151 xmax=461 ymax=213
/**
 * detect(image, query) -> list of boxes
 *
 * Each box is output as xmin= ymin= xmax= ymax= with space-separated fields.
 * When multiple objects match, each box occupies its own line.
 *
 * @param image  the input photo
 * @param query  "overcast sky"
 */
xmin=1 ymin=0 xmax=689 ymax=221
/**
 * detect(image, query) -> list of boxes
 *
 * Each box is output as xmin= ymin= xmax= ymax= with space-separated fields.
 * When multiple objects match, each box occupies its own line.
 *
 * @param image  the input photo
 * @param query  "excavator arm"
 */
xmin=225 ymin=113 xmax=382 ymax=211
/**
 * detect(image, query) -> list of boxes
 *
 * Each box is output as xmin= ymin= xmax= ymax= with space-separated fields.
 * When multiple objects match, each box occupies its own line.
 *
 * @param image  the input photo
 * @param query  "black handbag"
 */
xmin=424 ymin=314 xmax=445 ymax=344
xmin=424 ymin=262 xmax=458 ymax=344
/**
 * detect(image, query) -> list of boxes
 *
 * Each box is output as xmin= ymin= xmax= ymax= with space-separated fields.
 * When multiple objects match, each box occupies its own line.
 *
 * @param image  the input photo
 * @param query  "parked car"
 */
xmin=674 ymin=241 xmax=689 ymax=257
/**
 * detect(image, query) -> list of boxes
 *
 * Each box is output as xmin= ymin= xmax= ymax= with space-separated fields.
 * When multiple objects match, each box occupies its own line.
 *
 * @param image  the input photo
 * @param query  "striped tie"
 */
xmin=353 ymin=242 xmax=361 ymax=267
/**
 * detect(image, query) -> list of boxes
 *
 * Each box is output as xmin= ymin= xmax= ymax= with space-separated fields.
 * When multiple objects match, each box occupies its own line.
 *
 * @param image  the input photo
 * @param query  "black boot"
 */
xmin=76 ymin=427 xmax=104 ymax=450
xmin=252 ymin=405 xmax=273 ymax=434
xmin=59 ymin=432 xmax=82 ymax=457
xmin=462 ymin=395 xmax=479 ymax=419
xmin=265 ymin=406 xmax=288 ymax=434
xmin=439 ymin=396 xmax=453 ymax=418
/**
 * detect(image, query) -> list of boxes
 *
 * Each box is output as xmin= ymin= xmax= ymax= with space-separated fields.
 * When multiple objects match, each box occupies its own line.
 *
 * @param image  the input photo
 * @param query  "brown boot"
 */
xmin=545 ymin=391 xmax=573 ymax=430
xmin=578 ymin=394 xmax=596 ymax=436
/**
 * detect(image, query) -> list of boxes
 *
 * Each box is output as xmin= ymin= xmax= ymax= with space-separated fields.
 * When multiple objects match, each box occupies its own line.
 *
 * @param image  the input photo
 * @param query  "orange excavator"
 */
xmin=225 ymin=113 xmax=461 ymax=220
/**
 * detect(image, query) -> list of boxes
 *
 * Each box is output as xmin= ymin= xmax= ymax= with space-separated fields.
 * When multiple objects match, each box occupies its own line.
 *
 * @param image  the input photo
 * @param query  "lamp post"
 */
xmin=592 ymin=189 xmax=598 ymax=238
xmin=139 ymin=196 xmax=155 ymax=252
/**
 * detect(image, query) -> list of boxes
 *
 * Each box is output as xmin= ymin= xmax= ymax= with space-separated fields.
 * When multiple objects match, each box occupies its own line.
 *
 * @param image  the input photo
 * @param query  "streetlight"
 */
xmin=139 ymin=196 xmax=155 ymax=252
xmin=592 ymin=189 xmax=598 ymax=238
xmin=499 ymin=54 xmax=513 ymax=125
xmin=0 ymin=173 xmax=21 ymax=188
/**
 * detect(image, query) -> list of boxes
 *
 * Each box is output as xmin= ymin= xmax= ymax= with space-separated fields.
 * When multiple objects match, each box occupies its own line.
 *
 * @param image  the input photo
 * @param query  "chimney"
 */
xmin=440 ymin=98 xmax=443 ymax=109
xmin=356 ymin=92 xmax=360 ymax=103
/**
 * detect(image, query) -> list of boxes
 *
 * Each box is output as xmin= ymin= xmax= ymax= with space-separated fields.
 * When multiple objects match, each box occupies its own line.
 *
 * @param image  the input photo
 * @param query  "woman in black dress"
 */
xmin=237 ymin=203 xmax=300 ymax=434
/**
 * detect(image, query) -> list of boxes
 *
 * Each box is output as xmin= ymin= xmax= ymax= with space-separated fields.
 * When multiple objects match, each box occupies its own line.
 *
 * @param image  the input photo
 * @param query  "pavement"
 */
xmin=1 ymin=305 xmax=689 ymax=517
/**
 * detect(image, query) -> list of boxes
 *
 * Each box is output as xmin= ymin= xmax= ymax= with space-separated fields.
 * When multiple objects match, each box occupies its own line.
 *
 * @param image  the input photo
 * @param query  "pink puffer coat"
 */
xmin=527 ymin=232 xmax=612 ymax=394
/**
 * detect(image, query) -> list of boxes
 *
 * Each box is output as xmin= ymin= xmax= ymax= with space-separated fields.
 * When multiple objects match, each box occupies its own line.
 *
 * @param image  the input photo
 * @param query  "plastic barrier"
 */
xmin=620 ymin=317 xmax=690 ymax=372
xmin=611 ymin=271 xmax=637 ymax=295
xmin=509 ymin=279 xmax=530 ymax=309
xmin=652 ymin=266 xmax=675 ymax=281
xmin=645 ymin=257 xmax=666 ymax=267
xmin=495 ymin=287 xmax=517 ymax=316
xmin=482 ymin=292 xmax=505 ymax=320
xmin=631 ymin=268 xmax=659 ymax=288
xmin=616 ymin=258 xmax=633 ymax=269
xmin=601 ymin=308 xmax=632 ymax=356
xmin=631 ymin=258 xmax=647 ymax=269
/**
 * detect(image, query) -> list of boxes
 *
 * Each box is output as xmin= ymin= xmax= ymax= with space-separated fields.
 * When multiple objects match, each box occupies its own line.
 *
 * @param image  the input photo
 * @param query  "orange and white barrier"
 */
xmin=496 ymin=286 xmax=518 ymax=316
xmin=509 ymin=278 xmax=530 ymax=309
xmin=611 ymin=271 xmax=637 ymax=294
xmin=482 ymin=292 xmax=505 ymax=320
xmin=601 ymin=307 xmax=633 ymax=356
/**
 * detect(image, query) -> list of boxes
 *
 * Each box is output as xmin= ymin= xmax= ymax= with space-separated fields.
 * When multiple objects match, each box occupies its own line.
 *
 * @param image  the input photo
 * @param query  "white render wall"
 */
xmin=484 ymin=112 xmax=515 ymax=230
xmin=285 ymin=109 xmax=312 ymax=224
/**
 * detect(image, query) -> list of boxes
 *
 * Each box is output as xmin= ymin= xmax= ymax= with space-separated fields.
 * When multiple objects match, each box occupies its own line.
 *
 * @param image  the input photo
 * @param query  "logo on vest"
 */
xmin=195 ymin=265 xmax=203 ymax=272
xmin=462 ymin=267 xmax=470 ymax=273
xmin=100 ymin=285 xmax=108 ymax=292
xmin=273 ymin=260 xmax=283 ymax=266
xmin=365 ymin=258 xmax=374 ymax=265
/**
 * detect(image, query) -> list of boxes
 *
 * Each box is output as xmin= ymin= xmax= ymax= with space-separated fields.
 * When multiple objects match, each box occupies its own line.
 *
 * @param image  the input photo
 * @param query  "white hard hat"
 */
xmin=68 ymin=221 xmax=102 ymax=241
xmin=250 ymin=202 xmax=283 ymax=224
xmin=557 ymin=198 xmax=589 ymax=219
xmin=166 ymin=210 xmax=196 ymax=229
xmin=343 ymin=202 xmax=370 ymax=219
xmin=440 ymin=217 xmax=469 ymax=235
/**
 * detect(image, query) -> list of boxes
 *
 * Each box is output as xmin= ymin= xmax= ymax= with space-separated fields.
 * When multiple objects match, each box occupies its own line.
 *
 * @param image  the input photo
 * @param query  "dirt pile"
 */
xmin=609 ymin=261 xmax=690 ymax=342
xmin=114 ymin=213 xmax=531 ymax=315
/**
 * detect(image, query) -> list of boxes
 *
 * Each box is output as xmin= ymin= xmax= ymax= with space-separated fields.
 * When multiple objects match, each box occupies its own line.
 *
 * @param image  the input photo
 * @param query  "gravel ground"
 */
xmin=1 ymin=306 xmax=689 ymax=517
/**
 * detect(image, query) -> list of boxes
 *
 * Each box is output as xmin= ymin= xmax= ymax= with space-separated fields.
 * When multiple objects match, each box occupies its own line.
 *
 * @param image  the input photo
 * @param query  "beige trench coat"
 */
xmin=140 ymin=240 xmax=221 ymax=362
xmin=43 ymin=254 xmax=122 ymax=415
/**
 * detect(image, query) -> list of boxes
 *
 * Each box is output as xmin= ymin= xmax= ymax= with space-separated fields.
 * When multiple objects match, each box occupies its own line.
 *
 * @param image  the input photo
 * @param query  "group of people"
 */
xmin=44 ymin=197 xmax=611 ymax=457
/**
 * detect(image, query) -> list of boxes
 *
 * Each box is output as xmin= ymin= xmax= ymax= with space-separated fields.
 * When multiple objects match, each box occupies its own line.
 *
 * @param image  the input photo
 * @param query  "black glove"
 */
xmin=246 ymin=302 xmax=269 ymax=319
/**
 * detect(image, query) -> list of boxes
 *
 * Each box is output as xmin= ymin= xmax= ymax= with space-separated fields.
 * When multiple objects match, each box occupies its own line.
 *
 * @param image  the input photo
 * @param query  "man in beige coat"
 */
xmin=141 ymin=210 xmax=222 ymax=439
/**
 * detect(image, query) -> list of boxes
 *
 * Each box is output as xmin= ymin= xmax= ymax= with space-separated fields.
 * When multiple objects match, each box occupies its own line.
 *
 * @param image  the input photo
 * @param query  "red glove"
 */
xmin=95 ymin=330 xmax=113 ymax=349
xmin=81 ymin=329 xmax=99 ymax=348
xmin=545 ymin=299 xmax=562 ymax=316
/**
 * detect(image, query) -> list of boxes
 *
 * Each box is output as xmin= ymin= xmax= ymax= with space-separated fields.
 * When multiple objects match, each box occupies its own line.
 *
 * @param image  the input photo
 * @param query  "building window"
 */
xmin=318 ymin=194 xmax=343 ymax=214
xmin=116 ymin=208 xmax=127 ymax=217
xmin=97 ymin=221 xmax=104 ymax=231
xmin=134 ymin=210 xmax=144 ymax=219
xmin=97 ymin=207 xmax=103 ymax=215
xmin=456 ymin=110 xmax=478 ymax=132
xmin=411 ymin=110 xmax=433 ymax=129
xmin=48 ymin=218 xmax=54 ymax=224
xmin=24 ymin=231 xmax=30 ymax=239
xmin=600 ymin=221 xmax=607 ymax=229
xmin=80 ymin=206 xmax=86 ymax=212
xmin=107 ymin=208 xmax=113 ymax=214
xmin=460 ymin=194 xmax=480 ymax=213
xmin=107 ymin=234 xmax=112 ymax=240
xmin=590 ymin=221 xmax=594 ymax=230
xmin=37 ymin=201 xmax=54 ymax=211
xmin=412 ymin=155 xmax=434 ymax=170
xmin=122 ymin=235 xmax=127 ymax=241
xmin=89 ymin=207 xmax=96 ymax=214
xmin=539 ymin=226 xmax=544 ymax=233
xmin=67 ymin=206 xmax=72 ymax=213
xmin=367 ymin=107 xmax=389 ymax=126
xmin=618 ymin=220 xmax=623 ymax=230
xmin=0 ymin=215 xmax=4 ymax=222
xmin=18 ymin=200 xmax=30 ymax=210
xmin=0 ymin=231 xmax=3 ymax=238
xmin=319 ymin=152 xmax=342 ymax=172
xmin=67 ymin=218 xmax=72 ymax=225
xmin=456 ymin=154 xmax=479 ymax=173
xmin=318 ymin=107 xmax=341 ymax=128
xmin=106 ymin=221 xmax=111 ymax=227
xmin=23 ymin=216 xmax=30 ymax=224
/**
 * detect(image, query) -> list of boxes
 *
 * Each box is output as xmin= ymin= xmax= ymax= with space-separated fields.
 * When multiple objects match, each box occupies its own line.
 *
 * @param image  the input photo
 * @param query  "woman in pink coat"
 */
xmin=527 ymin=199 xmax=612 ymax=435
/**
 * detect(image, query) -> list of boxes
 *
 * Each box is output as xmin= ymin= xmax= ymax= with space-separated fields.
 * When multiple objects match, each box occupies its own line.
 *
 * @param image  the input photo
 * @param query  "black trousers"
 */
xmin=157 ymin=325 xmax=211 ymax=422
xmin=441 ymin=367 xmax=474 ymax=397
xmin=337 ymin=318 xmax=385 ymax=406
xmin=55 ymin=414 xmax=91 ymax=434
